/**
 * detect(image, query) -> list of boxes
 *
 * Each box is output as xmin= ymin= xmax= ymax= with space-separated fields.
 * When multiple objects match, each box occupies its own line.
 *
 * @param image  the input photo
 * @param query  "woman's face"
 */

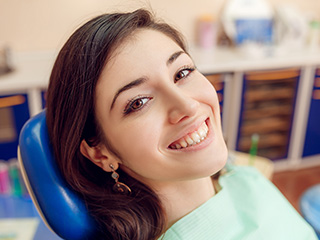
xmin=94 ymin=29 xmax=227 ymax=188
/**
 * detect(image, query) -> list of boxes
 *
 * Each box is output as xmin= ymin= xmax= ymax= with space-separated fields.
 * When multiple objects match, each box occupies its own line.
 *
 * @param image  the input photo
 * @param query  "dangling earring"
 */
xmin=109 ymin=164 xmax=131 ymax=195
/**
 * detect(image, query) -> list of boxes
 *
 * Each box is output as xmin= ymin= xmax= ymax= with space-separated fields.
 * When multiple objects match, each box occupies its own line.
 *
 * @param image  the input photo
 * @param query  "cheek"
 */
xmin=109 ymin=119 xmax=162 ymax=164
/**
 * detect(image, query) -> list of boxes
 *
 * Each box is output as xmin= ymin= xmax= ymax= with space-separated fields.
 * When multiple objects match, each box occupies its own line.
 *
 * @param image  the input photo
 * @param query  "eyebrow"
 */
xmin=110 ymin=78 xmax=146 ymax=109
xmin=110 ymin=50 xmax=186 ymax=110
xmin=167 ymin=50 xmax=185 ymax=66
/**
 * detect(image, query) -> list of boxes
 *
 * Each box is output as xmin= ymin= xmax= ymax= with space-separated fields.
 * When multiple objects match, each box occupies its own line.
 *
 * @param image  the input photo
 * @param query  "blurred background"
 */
xmin=0 ymin=0 xmax=319 ymax=51
xmin=0 ymin=0 xmax=320 ymax=239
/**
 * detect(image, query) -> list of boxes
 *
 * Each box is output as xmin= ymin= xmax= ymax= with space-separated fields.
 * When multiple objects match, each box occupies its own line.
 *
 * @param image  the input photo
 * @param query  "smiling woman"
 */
xmin=45 ymin=8 xmax=318 ymax=240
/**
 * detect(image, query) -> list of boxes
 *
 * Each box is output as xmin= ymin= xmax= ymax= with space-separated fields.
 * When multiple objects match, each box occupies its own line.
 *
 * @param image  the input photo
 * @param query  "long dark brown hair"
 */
xmin=46 ymin=9 xmax=186 ymax=240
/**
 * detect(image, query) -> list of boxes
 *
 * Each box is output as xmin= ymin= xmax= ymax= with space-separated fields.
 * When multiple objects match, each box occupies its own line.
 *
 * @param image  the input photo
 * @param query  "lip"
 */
xmin=167 ymin=118 xmax=213 ymax=151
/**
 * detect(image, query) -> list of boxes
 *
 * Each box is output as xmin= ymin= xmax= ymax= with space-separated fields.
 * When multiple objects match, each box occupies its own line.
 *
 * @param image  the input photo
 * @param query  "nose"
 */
xmin=166 ymin=87 xmax=199 ymax=124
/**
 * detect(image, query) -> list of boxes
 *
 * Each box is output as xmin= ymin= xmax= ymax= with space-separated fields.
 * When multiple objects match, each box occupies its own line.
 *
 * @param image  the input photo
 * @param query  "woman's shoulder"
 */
xmin=218 ymin=164 xmax=288 ymax=203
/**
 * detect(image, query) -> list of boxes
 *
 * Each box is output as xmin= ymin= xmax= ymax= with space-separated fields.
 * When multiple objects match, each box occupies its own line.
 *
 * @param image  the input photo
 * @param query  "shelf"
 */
xmin=237 ymin=68 xmax=300 ymax=160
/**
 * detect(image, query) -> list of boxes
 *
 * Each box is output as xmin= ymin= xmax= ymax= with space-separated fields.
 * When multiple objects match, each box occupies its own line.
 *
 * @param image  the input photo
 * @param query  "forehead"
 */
xmin=97 ymin=29 xmax=183 ymax=88
xmin=108 ymin=29 xmax=182 ymax=67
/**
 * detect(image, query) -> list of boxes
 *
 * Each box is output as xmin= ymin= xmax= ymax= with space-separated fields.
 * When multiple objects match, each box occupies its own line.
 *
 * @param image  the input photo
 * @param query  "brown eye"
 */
xmin=132 ymin=99 xmax=144 ymax=110
xmin=174 ymin=68 xmax=195 ymax=83
xmin=124 ymin=97 xmax=152 ymax=115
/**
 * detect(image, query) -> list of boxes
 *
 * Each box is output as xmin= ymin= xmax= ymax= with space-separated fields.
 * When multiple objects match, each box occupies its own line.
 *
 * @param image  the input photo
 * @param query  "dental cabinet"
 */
xmin=0 ymin=52 xmax=54 ymax=161
xmin=192 ymin=46 xmax=320 ymax=171
xmin=0 ymin=48 xmax=320 ymax=171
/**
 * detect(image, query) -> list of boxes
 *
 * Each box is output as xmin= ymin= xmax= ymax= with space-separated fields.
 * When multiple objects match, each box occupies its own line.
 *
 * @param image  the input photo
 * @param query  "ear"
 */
xmin=80 ymin=139 xmax=118 ymax=172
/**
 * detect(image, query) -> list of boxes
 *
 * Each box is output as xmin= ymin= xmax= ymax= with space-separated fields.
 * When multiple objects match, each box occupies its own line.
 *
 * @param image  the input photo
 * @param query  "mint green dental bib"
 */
xmin=159 ymin=166 xmax=317 ymax=240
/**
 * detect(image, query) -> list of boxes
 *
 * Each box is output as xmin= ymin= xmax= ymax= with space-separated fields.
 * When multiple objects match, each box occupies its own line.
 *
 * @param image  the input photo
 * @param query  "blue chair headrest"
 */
xmin=18 ymin=110 xmax=98 ymax=240
xmin=300 ymin=184 xmax=320 ymax=238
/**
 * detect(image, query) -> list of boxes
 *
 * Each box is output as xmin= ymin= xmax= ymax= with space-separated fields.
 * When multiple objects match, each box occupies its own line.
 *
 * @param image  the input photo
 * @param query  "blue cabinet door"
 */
xmin=303 ymin=69 xmax=320 ymax=157
xmin=205 ymin=74 xmax=225 ymax=119
xmin=41 ymin=90 xmax=47 ymax=109
xmin=0 ymin=94 xmax=30 ymax=160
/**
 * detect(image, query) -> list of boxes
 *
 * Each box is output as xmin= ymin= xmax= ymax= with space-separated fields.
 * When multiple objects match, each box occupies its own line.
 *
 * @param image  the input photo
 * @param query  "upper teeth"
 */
xmin=170 ymin=122 xmax=209 ymax=149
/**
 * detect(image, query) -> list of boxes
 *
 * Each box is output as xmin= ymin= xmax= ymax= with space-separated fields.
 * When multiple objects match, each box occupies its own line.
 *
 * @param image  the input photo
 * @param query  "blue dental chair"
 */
xmin=18 ymin=110 xmax=98 ymax=240
xmin=300 ymin=184 xmax=320 ymax=239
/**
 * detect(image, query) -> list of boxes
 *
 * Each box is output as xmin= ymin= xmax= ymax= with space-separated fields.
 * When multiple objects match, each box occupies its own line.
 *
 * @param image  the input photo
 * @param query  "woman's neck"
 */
xmin=156 ymin=176 xmax=216 ymax=227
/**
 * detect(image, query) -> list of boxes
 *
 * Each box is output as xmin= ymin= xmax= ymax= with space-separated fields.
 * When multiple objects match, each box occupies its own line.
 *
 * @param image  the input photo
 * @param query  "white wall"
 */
xmin=0 ymin=0 xmax=319 ymax=52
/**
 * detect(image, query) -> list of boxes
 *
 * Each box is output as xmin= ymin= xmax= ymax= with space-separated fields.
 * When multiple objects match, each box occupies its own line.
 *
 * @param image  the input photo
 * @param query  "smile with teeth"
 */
xmin=169 ymin=121 xmax=209 ymax=149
